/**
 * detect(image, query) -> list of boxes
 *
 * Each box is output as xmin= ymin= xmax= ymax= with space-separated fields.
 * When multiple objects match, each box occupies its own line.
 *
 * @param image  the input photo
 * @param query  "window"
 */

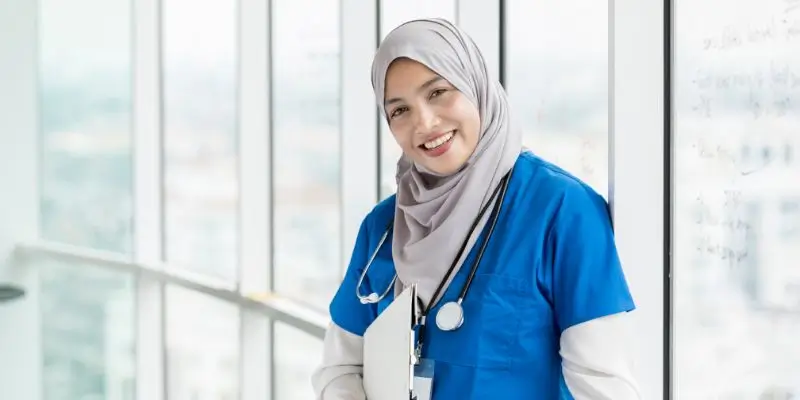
xmin=272 ymin=0 xmax=342 ymax=311
xmin=40 ymin=261 xmax=136 ymax=400
xmin=38 ymin=0 xmax=133 ymax=254
xmin=165 ymin=287 xmax=240 ymax=399
xmin=161 ymin=2 xmax=242 ymax=393
xmin=274 ymin=322 xmax=324 ymax=400
xmin=505 ymin=0 xmax=610 ymax=198
xmin=673 ymin=0 xmax=800 ymax=397
xmin=378 ymin=0 xmax=457 ymax=197
xmin=162 ymin=0 xmax=239 ymax=281
xmin=37 ymin=2 xmax=136 ymax=398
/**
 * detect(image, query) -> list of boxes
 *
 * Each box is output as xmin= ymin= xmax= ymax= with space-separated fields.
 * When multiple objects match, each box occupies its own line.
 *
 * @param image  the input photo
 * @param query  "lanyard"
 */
xmin=412 ymin=170 xmax=512 ymax=360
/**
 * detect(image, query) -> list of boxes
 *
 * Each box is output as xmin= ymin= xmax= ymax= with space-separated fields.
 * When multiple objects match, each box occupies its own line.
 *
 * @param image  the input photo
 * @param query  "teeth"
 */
xmin=423 ymin=131 xmax=454 ymax=149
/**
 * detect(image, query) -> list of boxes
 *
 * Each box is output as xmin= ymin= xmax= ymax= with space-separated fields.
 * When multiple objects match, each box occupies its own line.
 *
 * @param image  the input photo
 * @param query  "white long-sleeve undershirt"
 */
xmin=311 ymin=311 xmax=641 ymax=400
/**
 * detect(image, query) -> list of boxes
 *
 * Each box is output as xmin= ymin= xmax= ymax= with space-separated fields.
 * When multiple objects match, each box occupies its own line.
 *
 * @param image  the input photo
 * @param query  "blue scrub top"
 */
xmin=329 ymin=151 xmax=635 ymax=399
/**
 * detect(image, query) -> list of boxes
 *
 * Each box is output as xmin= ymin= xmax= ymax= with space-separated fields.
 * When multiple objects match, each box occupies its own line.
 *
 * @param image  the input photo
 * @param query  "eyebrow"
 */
xmin=384 ymin=76 xmax=445 ymax=107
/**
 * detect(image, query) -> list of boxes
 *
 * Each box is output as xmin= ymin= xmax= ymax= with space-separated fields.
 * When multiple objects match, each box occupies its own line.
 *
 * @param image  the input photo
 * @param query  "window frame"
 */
xmin=608 ymin=0 xmax=669 ymax=398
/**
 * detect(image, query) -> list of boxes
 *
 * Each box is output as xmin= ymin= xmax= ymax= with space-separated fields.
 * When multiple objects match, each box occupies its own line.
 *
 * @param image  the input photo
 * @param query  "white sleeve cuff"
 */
xmin=311 ymin=322 xmax=367 ymax=400
xmin=560 ymin=312 xmax=642 ymax=400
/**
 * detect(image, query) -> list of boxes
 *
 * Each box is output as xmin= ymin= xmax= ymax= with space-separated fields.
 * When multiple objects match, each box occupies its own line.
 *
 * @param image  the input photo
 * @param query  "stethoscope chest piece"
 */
xmin=435 ymin=301 xmax=464 ymax=331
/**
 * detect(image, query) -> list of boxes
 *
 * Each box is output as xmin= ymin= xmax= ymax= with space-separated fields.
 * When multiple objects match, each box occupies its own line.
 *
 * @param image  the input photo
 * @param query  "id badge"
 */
xmin=411 ymin=358 xmax=435 ymax=400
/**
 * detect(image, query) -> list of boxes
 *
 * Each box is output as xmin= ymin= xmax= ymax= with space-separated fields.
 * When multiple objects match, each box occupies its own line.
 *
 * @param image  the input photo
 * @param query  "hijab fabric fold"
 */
xmin=371 ymin=18 xmax=523 ymax=306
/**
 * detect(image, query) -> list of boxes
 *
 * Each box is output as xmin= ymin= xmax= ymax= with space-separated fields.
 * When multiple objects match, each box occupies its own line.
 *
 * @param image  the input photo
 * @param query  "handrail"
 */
xmin=13 ymin=240 xmax=330 ymax=339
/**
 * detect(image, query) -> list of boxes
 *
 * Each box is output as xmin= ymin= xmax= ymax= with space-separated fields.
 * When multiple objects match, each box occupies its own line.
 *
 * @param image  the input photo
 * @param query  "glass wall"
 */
xmin=505 ymin=0 xmax=609 ymax=198
xmin=162 ymin=0 xmax=239 ymax=281
xmin=38 ymin=0 xmax=133 ymax=254
xmin=37 ymin=0 xmax=136 ymax=398
xmin=272 ymin=0 xmax=342 ymax=311
xmin=673 ymin=0 xmax=800 ymax=397
xmin=161 ymin=1 xmax=242 ymax=398
xmin=40 ymin=261 xmax=136 ymax=400
xmin=274 ymin=322 xmax=324 ymax=400
xmin=165 ymin=287 xmax=240 ymax=399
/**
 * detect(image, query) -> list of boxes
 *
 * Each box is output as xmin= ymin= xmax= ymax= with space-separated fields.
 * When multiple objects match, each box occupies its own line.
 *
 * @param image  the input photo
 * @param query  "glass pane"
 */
xmin=162 ymin=0 xmax=239 ymax=280
xmin=40 ymin=261 xmax=136 ymax=400
xmin=38 ymin=0 xmax=133 ymax=253
xmin=274 ymin=322 xmax=324 ymax=400
xmin=272 ymin=0 xmax=342 ymax=310
xmin=380 ymin=0 xmax=456 ymax=37
xmin=505 ymin=0 xmax=609 ymax=198
xmin=165 ymin=287 xmax=240 ymax=399
xmin=673 ymin=0 xmax=800 ymax=397
xmin=378 ymin=0 xmax=457 ymax=197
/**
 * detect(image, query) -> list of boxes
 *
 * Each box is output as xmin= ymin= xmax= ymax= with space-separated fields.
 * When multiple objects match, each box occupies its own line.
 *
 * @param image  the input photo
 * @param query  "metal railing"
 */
xmin=13 ymin=240 xmax=329 ymax=339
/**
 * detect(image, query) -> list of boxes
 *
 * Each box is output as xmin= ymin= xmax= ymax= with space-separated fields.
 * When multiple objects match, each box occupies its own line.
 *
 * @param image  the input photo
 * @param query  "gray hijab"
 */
xmin=371 ymin=18 xmax=522 ymax=306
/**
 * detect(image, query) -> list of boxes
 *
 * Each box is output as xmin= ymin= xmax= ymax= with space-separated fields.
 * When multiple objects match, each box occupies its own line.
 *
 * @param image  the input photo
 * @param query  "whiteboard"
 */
xmin=673 ymin=0 xmax=800 ymax=398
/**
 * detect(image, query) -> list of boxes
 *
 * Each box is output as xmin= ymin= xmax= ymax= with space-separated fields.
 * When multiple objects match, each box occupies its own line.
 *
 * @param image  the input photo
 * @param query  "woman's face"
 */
xmin=383 ymin=58 xmax=481 ymax=176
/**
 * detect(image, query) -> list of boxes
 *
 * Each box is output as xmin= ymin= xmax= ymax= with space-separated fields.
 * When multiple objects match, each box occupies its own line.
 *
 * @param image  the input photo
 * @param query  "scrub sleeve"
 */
xmin=540 ymin=183 xmax=636 ymax=334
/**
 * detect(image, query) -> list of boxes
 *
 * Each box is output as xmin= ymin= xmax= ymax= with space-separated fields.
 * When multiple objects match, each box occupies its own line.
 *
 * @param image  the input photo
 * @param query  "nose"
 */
xmin=413 ymin=104 xmax=440 ymax=134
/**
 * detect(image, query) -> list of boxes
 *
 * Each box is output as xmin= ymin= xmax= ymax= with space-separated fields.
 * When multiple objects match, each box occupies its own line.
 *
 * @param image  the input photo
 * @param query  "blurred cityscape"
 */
xmin=34 ymin=0 xmax=800 ymax=399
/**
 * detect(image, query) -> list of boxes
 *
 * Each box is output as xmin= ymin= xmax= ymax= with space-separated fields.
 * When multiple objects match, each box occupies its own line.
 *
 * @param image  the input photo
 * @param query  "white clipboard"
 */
xmin=363 ymin=283 xmax=418 ymax=400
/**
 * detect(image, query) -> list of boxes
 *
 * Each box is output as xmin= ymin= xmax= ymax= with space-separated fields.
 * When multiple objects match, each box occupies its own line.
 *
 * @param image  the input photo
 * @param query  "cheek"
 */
xmin=390 ymin=128 xmax=416 ymax=152
xmin=453 ymin=102 xmax=481 ymax=145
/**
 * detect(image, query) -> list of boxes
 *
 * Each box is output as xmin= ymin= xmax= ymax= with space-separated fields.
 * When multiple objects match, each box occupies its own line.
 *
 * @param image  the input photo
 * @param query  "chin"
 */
xmin=426 ymin=156 xmax=467 ymax=176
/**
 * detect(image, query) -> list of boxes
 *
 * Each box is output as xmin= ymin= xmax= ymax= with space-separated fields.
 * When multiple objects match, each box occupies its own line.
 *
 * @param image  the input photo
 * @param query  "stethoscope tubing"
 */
xmin=355 ymin=227 xmax=395 ymax=304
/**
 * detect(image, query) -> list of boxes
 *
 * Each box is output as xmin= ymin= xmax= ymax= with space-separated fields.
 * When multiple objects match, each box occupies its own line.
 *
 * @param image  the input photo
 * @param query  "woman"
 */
xmin=312 ymin=18 xmax=641 ymax=399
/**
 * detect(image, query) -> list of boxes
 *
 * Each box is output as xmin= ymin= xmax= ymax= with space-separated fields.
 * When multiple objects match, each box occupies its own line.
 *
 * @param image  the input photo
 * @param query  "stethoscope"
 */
xmin=355 ymin=168 xmax=512 ymax=337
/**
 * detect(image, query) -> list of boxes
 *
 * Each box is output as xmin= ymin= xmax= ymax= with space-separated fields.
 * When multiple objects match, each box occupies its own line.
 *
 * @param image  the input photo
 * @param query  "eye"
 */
xmin=430 ymin=88 xmax=447 ymax=99
xmin=389 ymin=106 xmax=408 ymax=119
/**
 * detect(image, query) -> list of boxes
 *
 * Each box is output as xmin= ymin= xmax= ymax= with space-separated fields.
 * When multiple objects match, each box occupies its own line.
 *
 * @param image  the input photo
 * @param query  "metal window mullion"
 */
xmin=133 ymin=0 xmax=166 ymax=397
xmin=340 ymin=0 xmax=379 ymax=276
xmin=237 ymin=0 xmax=272 ymax=398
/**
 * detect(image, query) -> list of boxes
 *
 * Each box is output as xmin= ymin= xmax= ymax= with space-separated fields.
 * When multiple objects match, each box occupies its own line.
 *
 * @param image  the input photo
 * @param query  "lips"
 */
xmin=419 ymin=130 xmax=456 ymax=158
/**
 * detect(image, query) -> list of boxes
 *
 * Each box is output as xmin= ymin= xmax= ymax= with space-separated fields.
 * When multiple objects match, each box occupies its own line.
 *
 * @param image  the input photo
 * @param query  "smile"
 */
xmin=419 ymin=130 xmax=456 ymax=158
xmin=422 ymin=131 xmax=455 ymax=150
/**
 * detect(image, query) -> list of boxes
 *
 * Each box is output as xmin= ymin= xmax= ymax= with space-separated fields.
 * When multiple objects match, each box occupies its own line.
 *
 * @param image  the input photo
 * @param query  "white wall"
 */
xmin=611 ymin=0 xmax=666 ymax=398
